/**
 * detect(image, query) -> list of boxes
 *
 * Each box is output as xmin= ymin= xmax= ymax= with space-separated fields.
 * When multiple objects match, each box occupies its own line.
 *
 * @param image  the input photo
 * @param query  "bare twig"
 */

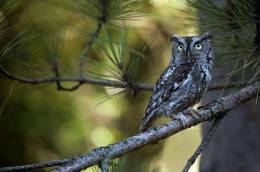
xmin=52 ymin=82 xmax=259 ymax=172
xmin=182 ymin=115 xmax=224 ymax=172
xmin=51 ymin=60 xmax=74 ymax=91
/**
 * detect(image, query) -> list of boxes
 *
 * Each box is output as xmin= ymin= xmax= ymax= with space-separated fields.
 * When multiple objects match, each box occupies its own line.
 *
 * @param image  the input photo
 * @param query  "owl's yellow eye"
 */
xmin=195 ymin=43 xmax=203 ymax=50
xmin=177 ymin=45 xmax=184 ymax=51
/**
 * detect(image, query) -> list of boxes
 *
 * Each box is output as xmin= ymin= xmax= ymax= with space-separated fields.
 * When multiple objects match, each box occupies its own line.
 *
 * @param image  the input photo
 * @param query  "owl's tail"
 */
xmin=139 ymin=110 xmax=156 ymax=133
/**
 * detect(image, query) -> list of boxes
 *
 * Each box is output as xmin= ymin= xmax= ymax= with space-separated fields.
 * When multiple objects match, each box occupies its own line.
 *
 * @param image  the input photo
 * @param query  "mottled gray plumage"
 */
xmin=139 ymin=33 xmax=213 ymax=132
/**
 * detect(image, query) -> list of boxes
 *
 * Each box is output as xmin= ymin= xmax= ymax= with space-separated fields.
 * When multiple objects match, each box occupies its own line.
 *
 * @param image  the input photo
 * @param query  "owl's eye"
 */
xmin=195 ymin=43 xmax=203 ymax=50
xmin=177 ymin=45 xmax=184 ymax=51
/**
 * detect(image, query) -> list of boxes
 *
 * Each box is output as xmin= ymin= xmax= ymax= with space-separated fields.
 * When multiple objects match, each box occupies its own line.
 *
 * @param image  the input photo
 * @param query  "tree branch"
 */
xmin=50 ymin=82 xmax=260 ymax=172
xmin=0 ymin=82 xmax=257 ymax=172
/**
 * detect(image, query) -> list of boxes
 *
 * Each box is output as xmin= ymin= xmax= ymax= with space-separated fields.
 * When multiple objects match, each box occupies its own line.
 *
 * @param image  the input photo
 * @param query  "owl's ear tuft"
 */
xmin=197 ymin=33 xmax=213 ymax=43
xmin=203 ymin=32 xmax=213 ymax=40
xmin=170 ymin=34 xmax=179 ymax=42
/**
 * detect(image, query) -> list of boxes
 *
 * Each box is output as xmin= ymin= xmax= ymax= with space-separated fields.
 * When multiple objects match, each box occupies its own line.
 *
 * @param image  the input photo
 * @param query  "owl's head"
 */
xmin=170 ymin=33 xmax=213 ymax=65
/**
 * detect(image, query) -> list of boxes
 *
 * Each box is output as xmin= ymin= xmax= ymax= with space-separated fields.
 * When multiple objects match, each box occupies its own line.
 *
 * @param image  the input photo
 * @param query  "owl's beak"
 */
xmin=187 ymin=50 xmax=191 ymax=58
xmin=186 ymin=50 xmax=194 ymax=63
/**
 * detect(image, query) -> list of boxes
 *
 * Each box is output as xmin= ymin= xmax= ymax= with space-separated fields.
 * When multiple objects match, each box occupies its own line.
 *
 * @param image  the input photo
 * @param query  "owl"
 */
xmin=139 ymin=33 xmax=213 ymax=132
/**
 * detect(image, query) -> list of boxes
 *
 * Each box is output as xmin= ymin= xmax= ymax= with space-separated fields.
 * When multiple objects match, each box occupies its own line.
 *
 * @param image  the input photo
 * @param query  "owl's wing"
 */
xmin=139 ymin=64 xmax=192 ymax=132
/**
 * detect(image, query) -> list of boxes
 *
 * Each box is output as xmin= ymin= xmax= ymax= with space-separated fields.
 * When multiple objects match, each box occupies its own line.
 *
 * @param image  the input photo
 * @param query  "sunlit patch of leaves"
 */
xmin=185 ymin=0 xmax=260 ymax=90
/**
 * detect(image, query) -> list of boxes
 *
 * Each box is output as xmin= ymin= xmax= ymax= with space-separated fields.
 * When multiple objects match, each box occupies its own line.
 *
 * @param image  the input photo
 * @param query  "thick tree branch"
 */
xmin=52 ymin=82 xmax=260 ymax=172
xmin=0 ymin=82 xmax=257 ymax=172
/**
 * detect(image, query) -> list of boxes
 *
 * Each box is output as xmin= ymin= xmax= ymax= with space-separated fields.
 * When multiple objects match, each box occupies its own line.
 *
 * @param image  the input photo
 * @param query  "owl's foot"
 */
xmin=187 ymin=108 xmax=202 ymax=119
xmin=214 ymin=98 xmax=225 ymax=107
xmin=171 ymin=112 xmax=190 ymax=128
xmin=199 ymin=98 xmax=226 ymax=118
xmin=199 ymin=98 xmax=225 ymax=110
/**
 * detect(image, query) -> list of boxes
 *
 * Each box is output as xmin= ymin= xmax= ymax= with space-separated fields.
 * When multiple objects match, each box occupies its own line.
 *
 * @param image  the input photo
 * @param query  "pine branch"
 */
xmin=181 ymin=115 xmax=224 ymax=172
xmin=0 ymin=65 xmax=259 ymax=92
xmin=0 ymin=82 xmax=257 ymax=172
xmin=58 ymin=0 xmax=109 ymax=91
xmin=0 ymin=65 xmax=150 ymax=91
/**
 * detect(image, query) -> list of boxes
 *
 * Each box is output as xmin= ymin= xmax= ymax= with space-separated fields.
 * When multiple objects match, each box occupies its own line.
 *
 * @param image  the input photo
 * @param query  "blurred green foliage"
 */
xmin=0 ymin=1 xmax=201 ymax=171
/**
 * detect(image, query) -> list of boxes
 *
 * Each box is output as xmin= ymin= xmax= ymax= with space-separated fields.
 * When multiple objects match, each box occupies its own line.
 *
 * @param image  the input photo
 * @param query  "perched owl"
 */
xmin=139 ymin=33 xmax=213 ymax=132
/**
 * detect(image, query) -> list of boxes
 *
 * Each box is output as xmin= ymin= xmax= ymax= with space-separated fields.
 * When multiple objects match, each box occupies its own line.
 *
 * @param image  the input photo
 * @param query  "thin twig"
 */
xmin=181 ymin=115 xmax=224 ymax=172
xmin=79 ymin=0 xmax=108 ymax=77
xmin=79 ymin=21 xmax=103 ymax=77
xmin=52 ymin=60 xmax=71 ymax=91
xmin=0 ymin=158 xmax=74 ymax=172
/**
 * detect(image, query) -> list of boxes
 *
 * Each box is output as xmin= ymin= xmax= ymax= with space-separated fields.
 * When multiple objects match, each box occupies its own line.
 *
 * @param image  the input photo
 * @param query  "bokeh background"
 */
xmin=0 ymin=1 xmax=206 ymax=171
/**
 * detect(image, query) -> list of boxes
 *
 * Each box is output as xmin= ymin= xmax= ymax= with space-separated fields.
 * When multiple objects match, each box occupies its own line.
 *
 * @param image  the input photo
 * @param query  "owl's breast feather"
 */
xmin=201 ymin=65 xmax=212 ymax=84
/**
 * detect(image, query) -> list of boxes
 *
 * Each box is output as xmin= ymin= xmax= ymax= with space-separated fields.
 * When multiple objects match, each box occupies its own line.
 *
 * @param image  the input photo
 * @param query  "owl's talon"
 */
xmin=172 ymin=112 xmax=190 ymax=128
xmin=214 ymin=98 xmax=225 ymax=107
xmin=188 ymin=109 xmax=202 ymax=119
